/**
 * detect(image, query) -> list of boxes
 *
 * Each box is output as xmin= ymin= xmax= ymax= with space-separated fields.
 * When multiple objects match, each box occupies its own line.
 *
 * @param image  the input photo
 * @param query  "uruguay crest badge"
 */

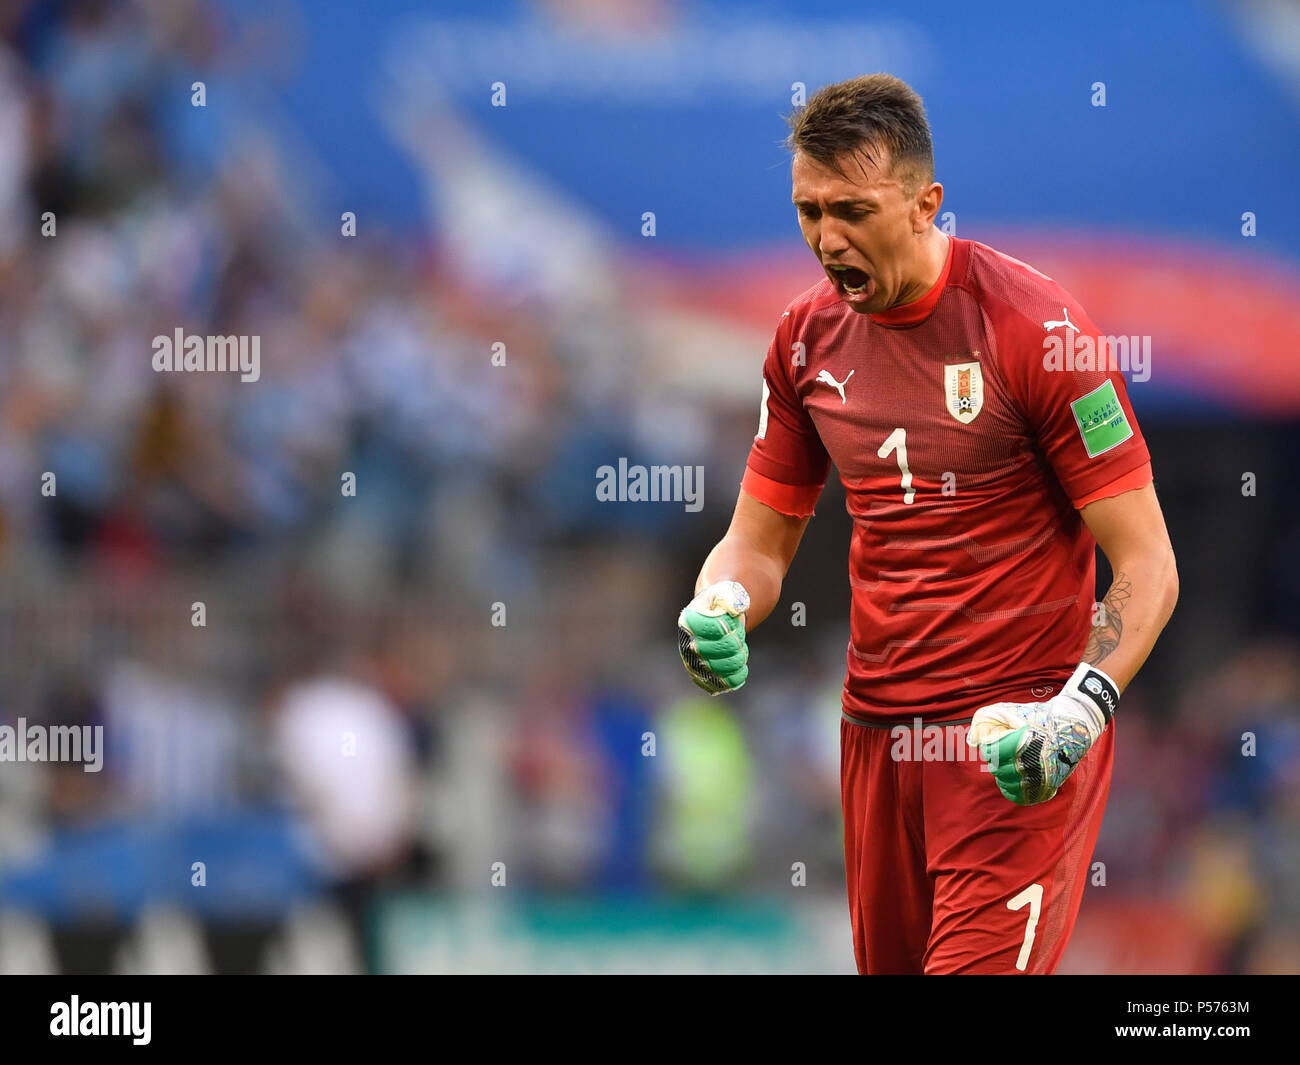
xmin=944 ymin=359 xmax=983 ymax=424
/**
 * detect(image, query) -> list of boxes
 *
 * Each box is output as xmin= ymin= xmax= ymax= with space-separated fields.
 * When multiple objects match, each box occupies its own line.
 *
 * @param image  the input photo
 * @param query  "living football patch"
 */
xmin=1070 ymin=380 xmax=1133 ymax=457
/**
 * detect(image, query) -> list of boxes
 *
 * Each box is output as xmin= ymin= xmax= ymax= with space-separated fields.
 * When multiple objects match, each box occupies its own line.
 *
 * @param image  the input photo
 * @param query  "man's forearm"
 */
xmin=1082 ymin=552 xmax=1178 ymax=693
xmin=695 ymin=534 xmax=787 ymax=630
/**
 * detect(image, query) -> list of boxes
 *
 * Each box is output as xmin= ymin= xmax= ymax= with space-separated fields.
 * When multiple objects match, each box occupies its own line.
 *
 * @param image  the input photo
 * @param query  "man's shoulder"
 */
xmin=777 ymin=277 xmax=844 ymax=334
xmin=953 ymin=237 xmax=1091 ymax=337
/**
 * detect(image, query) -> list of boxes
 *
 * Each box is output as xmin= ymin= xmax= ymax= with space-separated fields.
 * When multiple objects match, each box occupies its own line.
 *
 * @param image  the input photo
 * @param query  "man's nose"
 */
xmin=817 ymin=218 xmax=850 ymax=258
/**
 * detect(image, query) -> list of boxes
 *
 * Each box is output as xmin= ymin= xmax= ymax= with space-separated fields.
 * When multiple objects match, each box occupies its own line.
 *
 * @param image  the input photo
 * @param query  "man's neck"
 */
xmin=895 ymin=227 xmax=950 ymax=307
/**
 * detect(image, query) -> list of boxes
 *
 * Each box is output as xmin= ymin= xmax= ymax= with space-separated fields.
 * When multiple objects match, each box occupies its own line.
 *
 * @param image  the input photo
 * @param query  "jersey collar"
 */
xmin=867 ymin=234 xmax=955 ymax=327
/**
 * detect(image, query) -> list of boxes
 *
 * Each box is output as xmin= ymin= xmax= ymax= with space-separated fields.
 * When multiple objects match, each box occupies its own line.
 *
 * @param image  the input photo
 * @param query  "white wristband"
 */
xmin=1062 ymin=661 xmax=1120 ymax=727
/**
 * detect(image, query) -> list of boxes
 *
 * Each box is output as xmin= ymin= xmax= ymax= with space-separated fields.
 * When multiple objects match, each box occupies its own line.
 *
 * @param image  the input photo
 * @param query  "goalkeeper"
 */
xmin=677 ymin=73 xmax=1178 ymax=974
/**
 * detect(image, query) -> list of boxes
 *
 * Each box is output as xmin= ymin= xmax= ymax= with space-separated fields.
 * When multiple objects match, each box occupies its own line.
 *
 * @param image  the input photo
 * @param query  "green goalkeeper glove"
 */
xmin=967 ymin=662 xmax=1119 ymax=806
xmin=677 ymin=580 xmax=751 ymax=694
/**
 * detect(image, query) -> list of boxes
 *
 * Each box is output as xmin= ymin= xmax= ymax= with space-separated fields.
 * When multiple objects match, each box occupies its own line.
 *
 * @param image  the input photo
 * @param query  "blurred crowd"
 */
xmin=0 ymin=0 xmax=1295 ymax=973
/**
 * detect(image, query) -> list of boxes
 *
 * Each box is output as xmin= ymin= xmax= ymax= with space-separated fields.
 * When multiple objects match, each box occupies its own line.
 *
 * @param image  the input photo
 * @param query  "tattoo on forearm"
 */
xmin=1084 ymin=572 xmax=1132 ymax=666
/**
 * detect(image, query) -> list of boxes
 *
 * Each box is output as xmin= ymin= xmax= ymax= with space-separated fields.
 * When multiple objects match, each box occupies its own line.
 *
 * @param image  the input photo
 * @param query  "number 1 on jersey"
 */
xmin=878 ymin=427 xmax=915 ymax=504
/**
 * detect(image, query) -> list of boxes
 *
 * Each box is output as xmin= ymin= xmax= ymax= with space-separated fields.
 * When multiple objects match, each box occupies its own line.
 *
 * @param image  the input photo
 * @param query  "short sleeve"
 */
xmin=741 ymin=318 xmax=830 ymax=517
xmin=992 ymin=298 xmax=1151 ymax=508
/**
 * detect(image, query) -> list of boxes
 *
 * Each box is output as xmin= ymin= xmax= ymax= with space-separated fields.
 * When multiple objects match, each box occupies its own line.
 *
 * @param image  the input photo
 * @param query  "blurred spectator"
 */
xmin=270 ymin=674 xmax=418 ymax=882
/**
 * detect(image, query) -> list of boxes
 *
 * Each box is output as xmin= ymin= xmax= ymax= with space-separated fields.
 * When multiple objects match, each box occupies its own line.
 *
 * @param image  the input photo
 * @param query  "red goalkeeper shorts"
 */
xmin=839 ymin=709 xmax=1114 ymax=974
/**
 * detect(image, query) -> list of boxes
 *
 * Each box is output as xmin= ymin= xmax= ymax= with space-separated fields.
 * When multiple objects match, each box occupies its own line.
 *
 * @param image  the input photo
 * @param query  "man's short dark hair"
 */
xmin=785 ymin=74 xmax=934 ymax=194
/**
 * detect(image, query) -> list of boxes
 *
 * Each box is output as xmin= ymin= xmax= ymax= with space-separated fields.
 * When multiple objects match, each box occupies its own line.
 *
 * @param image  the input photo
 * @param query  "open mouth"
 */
xmin=826 ymin=263 xmax=875 ymax=300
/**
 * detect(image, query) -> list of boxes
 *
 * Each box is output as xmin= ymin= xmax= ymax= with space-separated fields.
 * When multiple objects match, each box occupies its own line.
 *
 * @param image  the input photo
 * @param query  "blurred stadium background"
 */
xmin=0 ymin=0 xmax=1298 ymax=974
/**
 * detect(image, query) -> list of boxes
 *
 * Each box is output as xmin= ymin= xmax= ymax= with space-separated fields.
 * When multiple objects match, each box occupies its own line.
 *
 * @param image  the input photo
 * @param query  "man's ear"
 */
xmin=914 ymin=181 xmax=943 ymax=232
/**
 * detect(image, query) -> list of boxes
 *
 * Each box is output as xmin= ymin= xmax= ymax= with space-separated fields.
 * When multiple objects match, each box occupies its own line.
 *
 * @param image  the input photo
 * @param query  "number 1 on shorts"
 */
xmin=1008 ymin=882 xmax=1043 ymax=971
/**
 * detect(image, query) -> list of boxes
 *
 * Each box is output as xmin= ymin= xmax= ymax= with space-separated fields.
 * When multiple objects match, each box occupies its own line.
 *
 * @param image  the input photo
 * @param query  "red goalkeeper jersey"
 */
xmin=743 ymin=235 xmax=1152 ymax=722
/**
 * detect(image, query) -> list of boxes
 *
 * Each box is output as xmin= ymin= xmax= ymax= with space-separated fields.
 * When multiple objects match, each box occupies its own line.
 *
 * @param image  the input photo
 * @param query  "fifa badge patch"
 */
xmin=1070 ymin=380 xmax=1133 ymax=457
xmin=944 ymin=359 xmax=983 ymax=424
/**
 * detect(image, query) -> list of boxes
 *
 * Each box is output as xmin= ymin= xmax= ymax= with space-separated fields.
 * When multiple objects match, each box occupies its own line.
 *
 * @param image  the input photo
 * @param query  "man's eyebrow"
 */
xmin=791 ymin=197 xmax=878 ymax=208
